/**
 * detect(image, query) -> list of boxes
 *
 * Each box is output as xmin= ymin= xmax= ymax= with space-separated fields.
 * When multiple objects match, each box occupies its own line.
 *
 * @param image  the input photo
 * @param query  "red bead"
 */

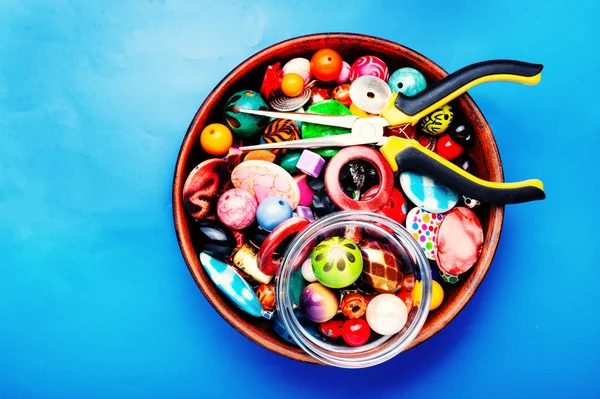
xmin=399 ymin=274 xmax=415 ymax=292
xmin=342 ymin=318 xmax=371 ymax=347
xmin=396 ymin=291 xmax=413 ymax=313
xmin=320 ymin=319 xmax=345 ymax=339
xmin=362 ymin=186 xmax=408 ymax=224
xmin=436 ymin=134 xmax=464 ymax=161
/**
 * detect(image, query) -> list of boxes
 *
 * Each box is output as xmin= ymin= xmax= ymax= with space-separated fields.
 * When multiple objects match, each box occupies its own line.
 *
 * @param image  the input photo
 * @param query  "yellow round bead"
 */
xmin=411 ymin=280 xmax=444 ymax=311
xmin=281 ymin=73 xmax=305 ymax=97
xmin=200 ymin=123 xmax=233 ymax=155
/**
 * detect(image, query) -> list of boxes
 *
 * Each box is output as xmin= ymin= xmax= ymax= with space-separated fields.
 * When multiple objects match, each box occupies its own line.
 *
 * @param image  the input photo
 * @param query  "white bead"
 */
xmin=366 ymin=294 xmax=408 ymax=336
xmin=301 ymin=258 xmax=317 ymax=282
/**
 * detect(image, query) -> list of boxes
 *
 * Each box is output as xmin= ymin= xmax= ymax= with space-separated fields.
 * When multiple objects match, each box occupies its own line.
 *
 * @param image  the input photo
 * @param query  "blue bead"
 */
xmin=199 ymin=252 xmax=264 ymax=317
xmin=388 ymin=67 xmax=427 ymax=97
xmin=256 ymin=196 xmax=293 ymax=231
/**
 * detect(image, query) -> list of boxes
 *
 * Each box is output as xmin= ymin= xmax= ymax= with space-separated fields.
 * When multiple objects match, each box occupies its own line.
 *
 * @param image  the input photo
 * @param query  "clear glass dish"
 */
xmin=275 ymin=211 xmax=432 ymax=368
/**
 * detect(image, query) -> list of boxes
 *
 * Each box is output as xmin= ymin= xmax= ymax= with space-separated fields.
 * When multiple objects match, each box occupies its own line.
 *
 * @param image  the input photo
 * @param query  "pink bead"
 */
xmin=296 ymin=150 xmax=325 ymax=178
xmin=349 ymin=55 xmax=389 ymax=82
xmin=295 ymin=205 xmax=314 ymax=221
xmin=335 ymin=61 xmax=351 ymax=84
xmin=217 ymin=188 xmax=258 ymax=230
xmin=293 ymin=174 xmax=315 ymax=206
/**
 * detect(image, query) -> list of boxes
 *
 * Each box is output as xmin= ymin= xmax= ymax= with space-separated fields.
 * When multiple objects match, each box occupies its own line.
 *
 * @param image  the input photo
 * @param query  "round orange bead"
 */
xmin=281 ymin=73 xmax=305 ymax=97
xmin=200 ymin=123 xmax=233 ymax=155
xmin=310 ymin=49 xmax=343 ymax=81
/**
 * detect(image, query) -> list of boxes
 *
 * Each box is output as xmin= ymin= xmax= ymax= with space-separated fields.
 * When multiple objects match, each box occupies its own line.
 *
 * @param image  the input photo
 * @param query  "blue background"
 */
xmin=1 ymin=1 xmax=598 ymax=397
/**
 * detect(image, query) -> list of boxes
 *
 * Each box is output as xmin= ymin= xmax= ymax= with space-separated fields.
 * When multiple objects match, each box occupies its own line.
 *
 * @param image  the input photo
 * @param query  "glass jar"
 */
xmin=275 ymin=211 xmax=432 ymax=368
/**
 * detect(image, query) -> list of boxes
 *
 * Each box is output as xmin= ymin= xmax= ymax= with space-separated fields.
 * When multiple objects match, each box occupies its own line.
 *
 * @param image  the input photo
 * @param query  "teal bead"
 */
xmin=279 ymin=152 xmax=302 ymax=174
xmin=223 ymin=90 xmax=269 ymax=138
xmin=301 ymin=100 xmax=352 ymax=158
xmin=199 ymin=252 xmax=264 ymax=317
xmin=388 ymin=67 xmax=427 ymax=97
xmin=289 ymin=267 xmax=307 ymax=307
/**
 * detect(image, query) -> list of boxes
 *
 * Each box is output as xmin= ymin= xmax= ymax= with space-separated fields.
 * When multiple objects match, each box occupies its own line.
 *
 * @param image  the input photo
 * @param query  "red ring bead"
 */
xmin=257 ymin=217 xmax=310 ymax=276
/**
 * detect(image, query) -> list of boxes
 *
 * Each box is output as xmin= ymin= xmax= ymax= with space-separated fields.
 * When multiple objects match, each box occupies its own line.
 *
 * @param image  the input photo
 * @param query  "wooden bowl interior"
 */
xmin=173 ymin=33 xmax=505 ymax=364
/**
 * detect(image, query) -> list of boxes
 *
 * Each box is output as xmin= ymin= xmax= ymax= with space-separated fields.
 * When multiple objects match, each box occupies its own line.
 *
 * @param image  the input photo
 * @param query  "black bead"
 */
xmin=192 ymin=220 xmax=237 ymax=259
xmin=449 ymin=123 xmax=473 ymax=145
xmin=312 ymin=188 xmax=340 ymax=216
xmin=306 ymin=175 xmax=325 ymax=191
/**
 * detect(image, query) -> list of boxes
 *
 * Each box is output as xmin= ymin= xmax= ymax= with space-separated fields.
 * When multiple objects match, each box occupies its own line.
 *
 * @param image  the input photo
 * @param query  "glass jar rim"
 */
xmin=275 ymin=210 xmax=432 ymax=368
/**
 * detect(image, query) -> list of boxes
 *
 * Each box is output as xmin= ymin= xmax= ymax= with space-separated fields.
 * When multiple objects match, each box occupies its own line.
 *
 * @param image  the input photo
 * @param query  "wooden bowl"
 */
xmin=172 ymin=33 xmax=504 ymax=364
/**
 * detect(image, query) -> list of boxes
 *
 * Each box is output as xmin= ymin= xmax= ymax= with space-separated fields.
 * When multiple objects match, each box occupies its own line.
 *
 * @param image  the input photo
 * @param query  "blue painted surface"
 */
xmin=0 ymin=1 xmax=597 ymax=398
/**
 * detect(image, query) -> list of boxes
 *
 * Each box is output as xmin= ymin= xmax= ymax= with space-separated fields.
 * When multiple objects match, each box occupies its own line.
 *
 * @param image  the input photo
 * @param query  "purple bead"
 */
xmin=295 ymin=205 xmax=314 ymax=221
xmin=296 ymin=150 xmax=325 ymax=178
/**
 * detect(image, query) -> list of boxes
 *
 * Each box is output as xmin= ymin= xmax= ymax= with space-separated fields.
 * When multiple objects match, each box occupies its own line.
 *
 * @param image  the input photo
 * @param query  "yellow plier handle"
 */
xmin=381 ymin=60 xmax=543 ymax=126
xmin=380 ymin=137 xmax=546 ymax=204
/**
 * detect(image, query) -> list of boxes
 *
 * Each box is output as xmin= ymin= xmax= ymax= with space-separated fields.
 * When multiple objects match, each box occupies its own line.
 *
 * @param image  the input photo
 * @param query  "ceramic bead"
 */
xmin=349 ymin=55 xmax=389 ymax=82
xmin=183 ymin=159 xmax=233 ymax=220
xmin=282 ymin=57 xmax=312 ymax=84
xmin=217 ymin=188 xmax=258 ymax=230
xmin=342 ymin=318 xmax=370 ymax=346
xmin=341 ymin=293 xmax=367 ymax=319
xmin=311 ymin=236 xmax=363 ymax=289
xmin=200 ymin=123 xmax=233 ymax=156
xmin=256 ymin=196 xmax=293 ymax=231
xmin=387 ymin=67 xmax=427 ymax=97
xmin=199 ymin=252 xmax=264 ymax=317
xmin=296 ymin=150 xmax=325 ymax=178
xmin=256 ymin=283 xmax=276 ymax=311
xmin=335 ymin=61 xmax=351 ymax=84
xmin=301 ymin=258 xmax=318 ymax=283
xmin=420 ymin=104 xmax=454 ymax=135
xmin=439 ymin=269 xmax=462 ymax=284
xmin=436 ymin=207 xmax=484 ymax=275
xmin=231 ymin=160 xmax=300 ymax=209
xmin=299 ymin=282 xmax=339 ymax=323
xmin=310 ymin=48 xmax=343 ymax=81
xmin=399 ymin=170 xmax=459 ymax=214
xmin=366 ymin=293 xmax=408 ymax=335
xmin=293 ymin=174 xmax=315 ymax=206
xmin=359 ymin=240 xmax=403 ymax=293
xmin=320 ymin=319 xmax=345 ymax=339
xmin=223 ymin=90 xmax=270 ymax=138
xmin=405 ymin=207 xmax=444 ymax=260
xmin=193 ymin=220 xmax=237 ymax=260
xmin=302 ymin=100 xmax=352 ymax=158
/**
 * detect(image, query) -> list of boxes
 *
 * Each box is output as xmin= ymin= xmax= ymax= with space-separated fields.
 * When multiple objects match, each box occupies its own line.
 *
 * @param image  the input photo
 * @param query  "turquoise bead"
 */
xmin=223 ymin=90 xmax=269 ymax=138
xmin=388 ymin=67 xmax=427 ymax=97
xmin=199 ymin=252 xmax=264 ymax=317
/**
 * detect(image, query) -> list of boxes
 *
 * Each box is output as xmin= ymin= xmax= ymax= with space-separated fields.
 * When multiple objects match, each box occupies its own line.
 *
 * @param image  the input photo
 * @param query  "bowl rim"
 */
xmin=172 ymin=32 xmax=505 ymax=364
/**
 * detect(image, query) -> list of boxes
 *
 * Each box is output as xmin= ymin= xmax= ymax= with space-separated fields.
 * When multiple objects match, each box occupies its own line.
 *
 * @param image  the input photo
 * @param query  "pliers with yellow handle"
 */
xmin=240 ymin=60 xmax=546 ymax=205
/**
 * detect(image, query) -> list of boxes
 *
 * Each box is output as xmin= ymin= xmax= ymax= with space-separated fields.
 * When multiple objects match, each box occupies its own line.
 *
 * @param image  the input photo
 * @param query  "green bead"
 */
xmin=223 ymin=90 xmax=269 ymax=138
xmin=439 ymin=269 xmax=462 ymax=284
xmin=289 ymin=267 xmax=307 ymax=306
xmin=301 ymin=100 xmax=352 ymax=158
xmin=278 ymin=152 xmax=302 ymax=174
xmin=311 ymin=236 xmax=363 ymax=289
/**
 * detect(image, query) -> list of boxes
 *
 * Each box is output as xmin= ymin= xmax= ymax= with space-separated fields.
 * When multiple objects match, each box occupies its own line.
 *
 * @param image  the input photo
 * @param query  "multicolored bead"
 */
xmin=349 ymin=55 xmax=389 ymax=82
xmin=311 ymin=236 xmax=364 ymax=289
xmin=223 ymin=90 xmax=270 ymax=138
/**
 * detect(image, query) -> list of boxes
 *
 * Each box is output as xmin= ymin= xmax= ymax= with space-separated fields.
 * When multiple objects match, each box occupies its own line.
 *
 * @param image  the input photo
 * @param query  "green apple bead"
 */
xmin=311 ymin=236 xmax=363 ymax=289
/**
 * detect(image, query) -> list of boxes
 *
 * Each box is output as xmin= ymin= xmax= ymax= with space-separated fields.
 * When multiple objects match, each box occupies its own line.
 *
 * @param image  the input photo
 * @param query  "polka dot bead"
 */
xmin=405 ymin=206 xmax=444 ymax=260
